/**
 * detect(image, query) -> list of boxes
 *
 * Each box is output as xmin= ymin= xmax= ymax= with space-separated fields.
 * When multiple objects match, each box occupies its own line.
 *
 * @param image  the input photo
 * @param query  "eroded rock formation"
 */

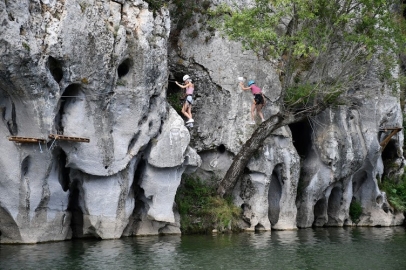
xmin=168 ymin=0 xmax=405 ymax=231
xmin=0 ymin=0 xmax=199 ymax=243
xmin=0 ymin=0 xmax=405 ymax=243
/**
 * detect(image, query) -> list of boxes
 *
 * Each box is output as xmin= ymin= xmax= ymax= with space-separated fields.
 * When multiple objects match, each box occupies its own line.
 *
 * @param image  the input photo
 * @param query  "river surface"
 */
xmin=1 ymin=227 xmax=406 ymax=270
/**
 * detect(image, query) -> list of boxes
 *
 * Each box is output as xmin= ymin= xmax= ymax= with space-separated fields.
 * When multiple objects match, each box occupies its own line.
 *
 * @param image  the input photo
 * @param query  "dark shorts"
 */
xmin=254 ymin=94 xmax=264 ymax=105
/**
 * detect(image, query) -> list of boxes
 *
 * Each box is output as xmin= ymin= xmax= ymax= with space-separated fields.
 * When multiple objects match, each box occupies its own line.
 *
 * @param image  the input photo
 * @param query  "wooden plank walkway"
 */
xmin=49 ymin=134 xmax=90 ymax=143
xmin=8 ymin=136 xmax=47 ymax=143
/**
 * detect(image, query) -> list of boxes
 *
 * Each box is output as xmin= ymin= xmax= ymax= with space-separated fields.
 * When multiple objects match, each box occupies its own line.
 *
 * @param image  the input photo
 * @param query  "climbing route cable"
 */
xmin=38 ymin=141 xmax=43 ymax=153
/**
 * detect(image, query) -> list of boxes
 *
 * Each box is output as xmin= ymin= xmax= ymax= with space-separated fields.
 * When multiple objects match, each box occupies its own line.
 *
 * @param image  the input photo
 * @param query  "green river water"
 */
xmin=1 ymin=227 xmax=406 ymax=270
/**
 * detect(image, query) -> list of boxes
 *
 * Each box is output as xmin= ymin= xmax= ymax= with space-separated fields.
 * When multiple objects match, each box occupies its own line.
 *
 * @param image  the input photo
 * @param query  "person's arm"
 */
xmin=239 ymin=82 xmax=251 ymax=91
xmin=176 ymin=81 xmax=191 ymax=89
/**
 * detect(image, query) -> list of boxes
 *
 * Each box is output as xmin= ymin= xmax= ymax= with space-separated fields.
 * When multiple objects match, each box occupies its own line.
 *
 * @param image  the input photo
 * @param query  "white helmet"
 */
xmin=183 ymin=75 xmax=190 ymax=81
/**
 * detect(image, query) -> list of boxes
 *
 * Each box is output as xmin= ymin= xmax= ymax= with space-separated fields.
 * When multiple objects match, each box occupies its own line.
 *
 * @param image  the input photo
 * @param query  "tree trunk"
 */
xmin=217 ymin=106 xmax=324 ymax=197
xmin=217 ymin=113 xmax=287 ymax=197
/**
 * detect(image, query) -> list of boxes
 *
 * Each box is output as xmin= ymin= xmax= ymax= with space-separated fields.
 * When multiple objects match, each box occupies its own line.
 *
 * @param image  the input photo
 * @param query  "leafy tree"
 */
xmin=212 ymin=0 xmax=406 ymax=196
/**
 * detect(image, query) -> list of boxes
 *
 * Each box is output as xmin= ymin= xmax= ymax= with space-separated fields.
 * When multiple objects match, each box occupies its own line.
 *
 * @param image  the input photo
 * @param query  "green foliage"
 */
xmin=212 ymin=0 xmax=406 ymax=110
xmin=79 ymin=2 xmax=87 ymax=13
xmin=284 ymin=84 xmax=316 ymax=107
xmin=175 ymin=175 xmax=242 ymax=234
xmin=403 ymin=114 xmax=406 ymax=144
xmin=349 ymin=200 xmax=362 ymax=223
xmin=22 ymin=42 xmax=30 ymax=51
xmin=379 ymin=176 xmax=406 ymax=212
xmin=116 ymin=79 xmax=126 ymax=86
xmin=144 ymin=0 xmax=166 ymax=12
xmin=167 ymin=91 xmax=183 ymax=113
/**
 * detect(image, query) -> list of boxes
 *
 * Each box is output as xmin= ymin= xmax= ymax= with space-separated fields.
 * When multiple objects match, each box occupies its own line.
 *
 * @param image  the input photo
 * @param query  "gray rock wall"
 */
xmin=169 ymin=0 xmax=405 ymax=231
xmin=0 ymin=0 xmax=404 ymax=243
xmin=0 ymin=0 xmax=199 ymax=243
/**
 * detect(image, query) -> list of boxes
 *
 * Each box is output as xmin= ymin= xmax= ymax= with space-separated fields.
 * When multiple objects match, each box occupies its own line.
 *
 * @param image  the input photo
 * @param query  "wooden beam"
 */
xmin=8 ymin=136 xmax=47 ymax=143
xmin=380 ymin=128 xmax=402 ymax=150
xmin=49 ymin=134 xmax=90 ymax=143
xmin=379 ymin=127 xmax=402 ymax=131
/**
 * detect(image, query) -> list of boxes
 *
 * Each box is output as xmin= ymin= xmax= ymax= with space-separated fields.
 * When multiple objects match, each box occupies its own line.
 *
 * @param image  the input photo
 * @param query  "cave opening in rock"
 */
xmin=254 ymin=223 xmax=266 ymax=231
xmin=268 ymin=164 xmax=283 ymax=226
xmin=117 ymin=59 xmax=132 ymax=78
xmin=67 ymin=180 xmax=83 ymax=238
xmin=288 ymin=119 xmax=313 ymax=159
xmin=128 ymin=158 xmax=147 ymax=232
xmin=58 ymin=149 xmax=70 ymax=192
xmin=313 ymin=197 xmax=327 ymax=227
xmin=217 ymin=144 xmax=226 ymax=154
xmin=167 ymin=74 xmax=184 ymax=112
xmin=382 ymin=139 xmax=398 ymax=160
xmin=47 ymin=56 xmax=63 ymax=83
xmin=2 ymin=97 xmax=18 ymax=136
xmin=55 ymin=84 xmax=82 ymax=134
xmin=327 ymin=186 xmax=343 ymax=226
xmin=21 ymin=156 xmax=30 ymax=177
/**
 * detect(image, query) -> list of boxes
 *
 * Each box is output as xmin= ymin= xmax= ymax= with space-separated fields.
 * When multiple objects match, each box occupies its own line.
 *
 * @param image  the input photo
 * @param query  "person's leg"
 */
xmin=257 ymin=104 xmax=265 ymax=121
xmin=186 ymin=104 xmax=194 ymax=122
xmin=188 ymin=105 xmax=193 ymax=119
xmin=182 ymin=102 xmax=191 ymax=119
xmin=250 ymin=101 xmax=256 ymax=122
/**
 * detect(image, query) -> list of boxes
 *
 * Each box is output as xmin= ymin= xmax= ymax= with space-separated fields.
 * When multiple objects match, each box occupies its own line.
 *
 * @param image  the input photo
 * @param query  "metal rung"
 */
xmin=49 ymin=134 xmax=90 ymax=143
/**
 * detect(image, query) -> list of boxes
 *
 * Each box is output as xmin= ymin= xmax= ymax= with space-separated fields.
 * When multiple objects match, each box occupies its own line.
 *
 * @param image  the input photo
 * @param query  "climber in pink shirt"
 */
xmin=239 ymin=80 xmax=266 ymax=124
xmin=176 ymin=75 xmax=194 ymax=124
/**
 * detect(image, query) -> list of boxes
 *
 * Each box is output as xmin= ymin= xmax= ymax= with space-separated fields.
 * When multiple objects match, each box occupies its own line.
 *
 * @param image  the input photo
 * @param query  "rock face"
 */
xmin=296 ymin=98 xmax=404 ymax=228
xmin=168 ymin=0 xmax=405 ymax=231
xmin=0 ymin=0 xmax=404 ymax=243
xmin=124 ymin=108 xmax=201 ymax=236
xmin=0 ymin=0 xmax=200 ymax=243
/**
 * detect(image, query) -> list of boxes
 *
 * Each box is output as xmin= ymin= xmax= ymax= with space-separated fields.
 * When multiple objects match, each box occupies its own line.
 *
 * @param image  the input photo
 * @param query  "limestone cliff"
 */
xmin=0 ymin=0 xmax=404 ymax=244
xmin=0 ymin=0 xmax=200 ymax=243
xmin=168 ymin=0 xmax=405 ymax=231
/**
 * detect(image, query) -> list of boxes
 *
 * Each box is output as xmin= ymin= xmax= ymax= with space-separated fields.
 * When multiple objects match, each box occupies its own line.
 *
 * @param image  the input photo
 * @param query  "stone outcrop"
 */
xmin=0 ymin=0 xmax=405 ymax=243
xmin=296 ymin=98 xmax=404 ymax=228
xmin=0 ymin=0 xmax=199 ymax=243
xmin=232 ymin=127 xmax=300 ymax=231
xmin=123 ymin=108 xmax=201 ymax=236
xmin=169 ymin=0 xmax=405 ymax=231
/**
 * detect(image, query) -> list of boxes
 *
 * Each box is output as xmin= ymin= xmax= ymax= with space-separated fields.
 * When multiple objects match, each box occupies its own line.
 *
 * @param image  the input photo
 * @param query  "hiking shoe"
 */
xmin=249 ymin=121 xmax=256 ymax=125
xmin=262 ymin=119 xmax=265 ymax=123
xmin=186 ymin=119 xmax=194 ymax=123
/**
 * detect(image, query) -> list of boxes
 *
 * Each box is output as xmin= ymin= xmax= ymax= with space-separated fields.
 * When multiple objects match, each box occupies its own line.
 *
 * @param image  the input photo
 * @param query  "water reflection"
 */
xmin=246 ymin=231 xmax=272 ymax=249
xmin=1 ymin=228 xmax=406 ymax=270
